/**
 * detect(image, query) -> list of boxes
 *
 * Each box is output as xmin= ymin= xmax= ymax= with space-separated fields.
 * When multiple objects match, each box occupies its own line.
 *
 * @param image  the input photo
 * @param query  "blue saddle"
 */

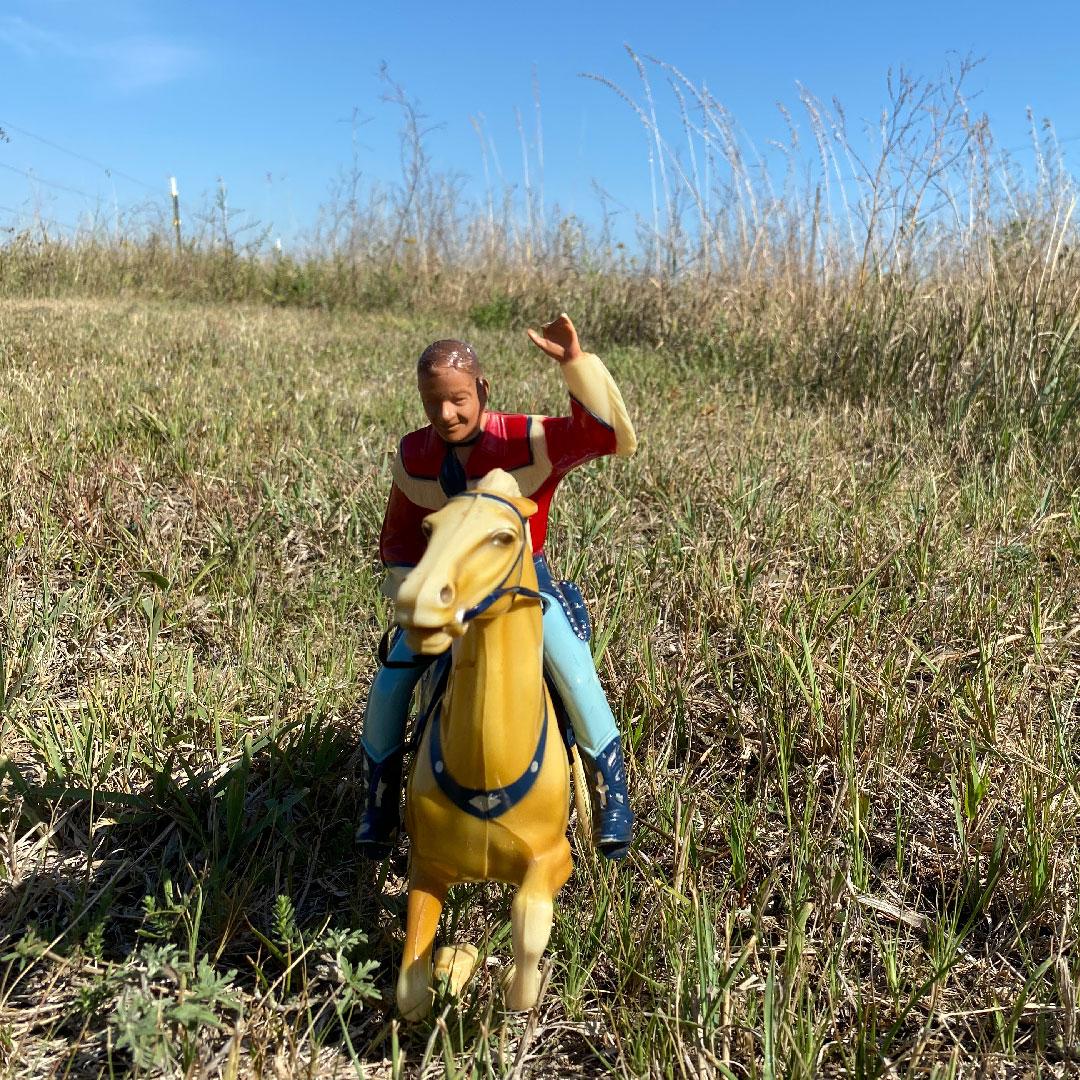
xmin=532 ymin=558 xmax=592 ymax=643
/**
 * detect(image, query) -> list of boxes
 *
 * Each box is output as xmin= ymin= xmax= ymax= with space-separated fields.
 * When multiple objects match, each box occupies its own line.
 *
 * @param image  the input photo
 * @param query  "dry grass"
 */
xmin=0 ymin=293 xmax=1077 ymax=1077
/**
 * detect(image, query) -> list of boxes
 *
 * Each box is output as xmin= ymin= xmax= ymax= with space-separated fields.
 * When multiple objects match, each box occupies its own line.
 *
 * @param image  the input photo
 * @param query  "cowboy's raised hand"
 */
xmin=526 ymin=313 xmax=583 ymax=364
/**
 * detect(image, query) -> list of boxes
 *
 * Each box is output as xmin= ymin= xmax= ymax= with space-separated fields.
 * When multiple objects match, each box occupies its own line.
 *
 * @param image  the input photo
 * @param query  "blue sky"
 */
xmin=1 ymin=0 xmax=1078 ymax=247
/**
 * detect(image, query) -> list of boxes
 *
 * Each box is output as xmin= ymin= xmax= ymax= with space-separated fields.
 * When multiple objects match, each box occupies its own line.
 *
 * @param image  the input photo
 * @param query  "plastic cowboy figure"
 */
xmin=357 ymin=314 xmax=638 ymax=860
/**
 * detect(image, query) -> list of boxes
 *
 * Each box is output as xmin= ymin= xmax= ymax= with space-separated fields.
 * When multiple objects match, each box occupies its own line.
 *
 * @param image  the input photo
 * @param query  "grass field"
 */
xmin=1 ymin=293 xmax=1078 ymax=1077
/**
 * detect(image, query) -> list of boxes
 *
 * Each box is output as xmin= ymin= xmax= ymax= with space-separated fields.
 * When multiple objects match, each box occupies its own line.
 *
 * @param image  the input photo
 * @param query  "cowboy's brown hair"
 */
xmin=417 ymin=339 xmax=482 ymax=378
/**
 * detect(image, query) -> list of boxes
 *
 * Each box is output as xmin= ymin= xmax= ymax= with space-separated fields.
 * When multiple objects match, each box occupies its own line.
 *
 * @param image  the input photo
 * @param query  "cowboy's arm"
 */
xmin=559 ymin=350 xmax=637 ymax=458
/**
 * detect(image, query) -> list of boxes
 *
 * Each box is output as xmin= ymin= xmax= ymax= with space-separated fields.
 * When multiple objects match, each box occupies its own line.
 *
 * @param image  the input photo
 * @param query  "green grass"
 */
xmin=1 ymin=295 xmax=1078 ymax=1077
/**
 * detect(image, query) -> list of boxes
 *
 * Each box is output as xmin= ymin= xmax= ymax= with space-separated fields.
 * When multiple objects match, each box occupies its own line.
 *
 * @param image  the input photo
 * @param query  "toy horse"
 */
xmin=392 ymin=470 xmax=575 ymax=1020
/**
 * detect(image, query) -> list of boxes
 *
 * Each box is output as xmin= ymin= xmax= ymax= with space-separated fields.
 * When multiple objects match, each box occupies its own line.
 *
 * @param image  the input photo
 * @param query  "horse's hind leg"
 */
xmin=397 ymin=862 xmax=448 ymax=1021
xmin=506 ymin=844 xmax=572 ymax=1012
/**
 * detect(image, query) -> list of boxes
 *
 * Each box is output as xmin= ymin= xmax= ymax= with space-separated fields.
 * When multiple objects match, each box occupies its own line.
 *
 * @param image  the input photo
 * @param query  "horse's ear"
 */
xmin=509 ymin=496 xmax=538 ymax=519
xmin=470 ymin=469 xmax=536 ymax=518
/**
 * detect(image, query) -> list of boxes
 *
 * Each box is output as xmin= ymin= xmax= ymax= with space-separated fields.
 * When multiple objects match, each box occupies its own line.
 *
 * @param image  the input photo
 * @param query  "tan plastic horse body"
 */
xmin=392 ymin=470 xmax=573 ymax=1020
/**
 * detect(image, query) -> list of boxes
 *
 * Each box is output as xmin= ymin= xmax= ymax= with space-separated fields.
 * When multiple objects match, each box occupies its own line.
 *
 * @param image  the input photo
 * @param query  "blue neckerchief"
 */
xmin=439 ymin=444 xmax=468 ymax=497
xmin=436 ymin=426 xmax=484 ymax=498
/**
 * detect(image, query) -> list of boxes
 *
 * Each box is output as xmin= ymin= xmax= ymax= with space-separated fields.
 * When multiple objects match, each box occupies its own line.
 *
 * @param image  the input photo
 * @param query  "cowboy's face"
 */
xmin=419 ymin=365 xmax=488 ymax=444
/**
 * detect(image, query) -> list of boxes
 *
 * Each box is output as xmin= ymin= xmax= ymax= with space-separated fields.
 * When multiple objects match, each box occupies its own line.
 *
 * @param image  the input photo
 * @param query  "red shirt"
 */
xmin=380 ymin=400 xmax=617 ymax=570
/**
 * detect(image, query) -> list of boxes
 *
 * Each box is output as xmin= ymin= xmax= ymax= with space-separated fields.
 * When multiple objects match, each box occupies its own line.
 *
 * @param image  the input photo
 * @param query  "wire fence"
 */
xmin=0 ymin=119 xmax=178 ymax=242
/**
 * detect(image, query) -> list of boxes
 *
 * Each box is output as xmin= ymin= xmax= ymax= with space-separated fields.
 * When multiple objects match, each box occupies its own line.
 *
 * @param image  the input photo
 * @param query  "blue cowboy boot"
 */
xmin=355 ymin=746 xmax=403 ymax=860
xmin=580 ymin=735 xmax=634 ymax=860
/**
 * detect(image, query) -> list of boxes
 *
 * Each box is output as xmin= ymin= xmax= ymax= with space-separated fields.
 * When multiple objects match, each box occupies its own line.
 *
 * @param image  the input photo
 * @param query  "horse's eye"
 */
xmin=491 ymin=530 xmax=516 ymax=546
xmin=421 ymin=519 xmax=434 ymax=539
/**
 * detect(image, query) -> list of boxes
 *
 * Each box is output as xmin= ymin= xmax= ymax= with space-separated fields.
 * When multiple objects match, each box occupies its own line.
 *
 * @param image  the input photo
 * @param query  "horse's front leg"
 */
xmin=397 ymin=860 xmax=449 ymax=1021
xmin=506 ymin=843 xmax=572 ymax=1012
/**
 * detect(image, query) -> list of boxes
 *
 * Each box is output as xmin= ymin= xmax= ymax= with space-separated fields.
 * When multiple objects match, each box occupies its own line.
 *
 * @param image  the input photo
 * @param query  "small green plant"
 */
xmin=1 ymin=925 xmax=48 ymax=971
xmin=271 ymin=892 xmax=301 ymax=954
xmin=109 ymin=944 xmax=241 ymax=1072
xmin=140 ymin=883 xmax=188 ymax=945
xmin=318 ymin=927 xmax=381 ymax=1011
xmin=83 ymin=917 xmax=106 ymax=962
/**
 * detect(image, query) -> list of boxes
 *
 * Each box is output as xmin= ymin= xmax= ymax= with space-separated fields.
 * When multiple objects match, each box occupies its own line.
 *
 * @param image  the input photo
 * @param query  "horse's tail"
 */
xmin=571 ymin=746 xmax=593 ymax=846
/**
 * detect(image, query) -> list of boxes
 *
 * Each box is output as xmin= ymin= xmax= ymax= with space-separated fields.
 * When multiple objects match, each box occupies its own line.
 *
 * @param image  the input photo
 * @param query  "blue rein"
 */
xmin=452 ymin=491 xmax=545 ymax=622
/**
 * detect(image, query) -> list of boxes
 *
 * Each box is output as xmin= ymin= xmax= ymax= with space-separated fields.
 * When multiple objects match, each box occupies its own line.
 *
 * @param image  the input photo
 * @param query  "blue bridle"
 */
xmin=450 ymin=491 xmax=546 ymax=623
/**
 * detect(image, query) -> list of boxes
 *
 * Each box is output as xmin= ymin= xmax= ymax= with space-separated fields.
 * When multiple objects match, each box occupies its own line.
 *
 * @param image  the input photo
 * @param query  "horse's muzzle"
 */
xmin=396 ymin=609 xmax=464 ymax=655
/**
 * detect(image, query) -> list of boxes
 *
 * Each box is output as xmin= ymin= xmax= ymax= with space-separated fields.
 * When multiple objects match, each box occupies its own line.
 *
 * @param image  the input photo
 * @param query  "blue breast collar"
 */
xmin=429 ymin=699 xmax=548 ymax=819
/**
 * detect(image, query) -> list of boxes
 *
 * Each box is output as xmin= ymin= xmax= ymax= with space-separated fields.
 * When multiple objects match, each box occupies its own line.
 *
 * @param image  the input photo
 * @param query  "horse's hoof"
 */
xmin=397 ymin=992 xmax=433 ymax=1023
xmin=397 ymin=974 xmax=435 ymax=1022
xmin=499 ymin=964 xmax=541 ymax=1013
xmin=504 ymin=979 xmax=540 ymax=1013
xmin=433 ymin=944 xmax=479 ymax=997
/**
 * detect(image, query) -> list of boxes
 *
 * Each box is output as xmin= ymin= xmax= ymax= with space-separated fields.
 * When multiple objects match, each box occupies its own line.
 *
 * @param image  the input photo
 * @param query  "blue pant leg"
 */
xmin=541 ymin=593 xmax=620 ymax=758
xmin=361 ymin=631 xmax=427 ymax=762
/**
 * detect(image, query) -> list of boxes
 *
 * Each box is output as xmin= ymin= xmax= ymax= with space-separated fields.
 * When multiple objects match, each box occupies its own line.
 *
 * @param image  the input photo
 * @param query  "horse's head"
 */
xmin=395 ymin=469 xmax=538 ymax=655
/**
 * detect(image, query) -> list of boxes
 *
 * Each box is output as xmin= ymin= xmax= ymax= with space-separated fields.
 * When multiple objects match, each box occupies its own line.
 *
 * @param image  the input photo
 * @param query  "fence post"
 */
xmin=170 ymin=176 xmax=182 ymax=253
